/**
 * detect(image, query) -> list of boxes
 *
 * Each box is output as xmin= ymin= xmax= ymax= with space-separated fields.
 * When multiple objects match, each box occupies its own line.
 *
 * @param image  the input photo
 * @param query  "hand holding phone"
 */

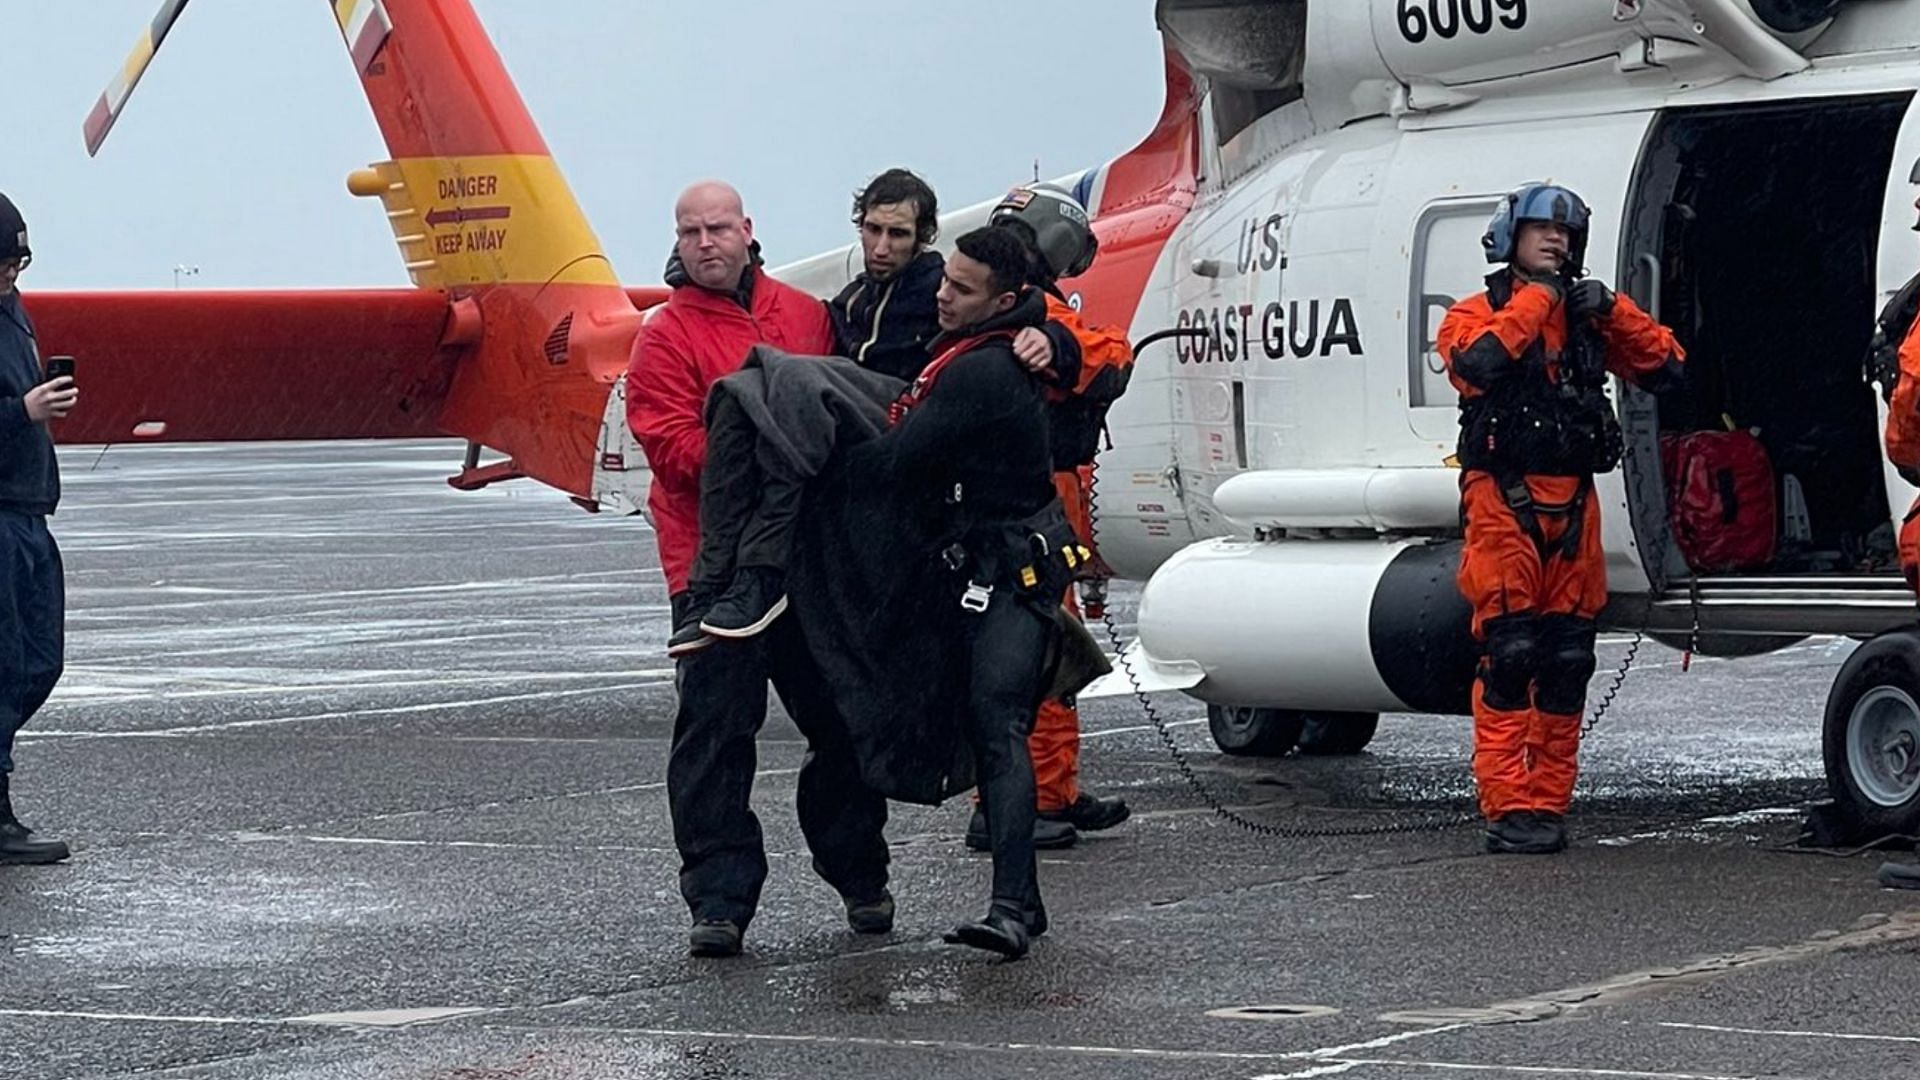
xmin=24 ymin=373 xmax=77 ymax=423
xmin=44 ymin=355 xmax=74 ymax=385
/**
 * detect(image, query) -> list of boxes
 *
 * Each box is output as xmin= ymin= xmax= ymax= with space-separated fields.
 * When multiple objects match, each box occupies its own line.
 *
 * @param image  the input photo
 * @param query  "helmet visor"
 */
xmin=1513 ymin=186 xmax=1590 ymax=231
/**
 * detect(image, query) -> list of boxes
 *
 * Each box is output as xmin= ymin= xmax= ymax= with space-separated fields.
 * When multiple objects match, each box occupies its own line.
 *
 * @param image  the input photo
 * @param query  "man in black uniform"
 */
xmin=0 ymin=192 xmax=74 ymax=865
xmin=671 ymin=227 xmax=1085 ymax=958
xmin=882 ymin=227 xmax=1065 ymax=957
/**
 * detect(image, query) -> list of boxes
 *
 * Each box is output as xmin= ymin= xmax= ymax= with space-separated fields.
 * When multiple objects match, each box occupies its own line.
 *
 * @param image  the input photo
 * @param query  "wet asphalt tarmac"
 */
xmin=2 ymin=441 xmax=1917 ymax=1080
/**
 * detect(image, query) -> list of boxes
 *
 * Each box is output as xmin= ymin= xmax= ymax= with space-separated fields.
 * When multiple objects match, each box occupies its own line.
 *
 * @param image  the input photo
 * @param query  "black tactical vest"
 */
xmin=1456 ymin=272 xmax=1623 ymax=479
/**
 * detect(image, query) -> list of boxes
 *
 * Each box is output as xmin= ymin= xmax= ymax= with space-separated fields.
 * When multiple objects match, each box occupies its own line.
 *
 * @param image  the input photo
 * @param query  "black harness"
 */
xmin=1491 ymin=474 xmax=1591 ymax=564
xmin=1869 ymin=269 xmax=1920 ymax=404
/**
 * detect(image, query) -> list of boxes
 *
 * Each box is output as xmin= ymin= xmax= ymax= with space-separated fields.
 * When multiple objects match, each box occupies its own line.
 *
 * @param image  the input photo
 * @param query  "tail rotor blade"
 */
xmin=83 ymin=0 xmax=192 ymax=157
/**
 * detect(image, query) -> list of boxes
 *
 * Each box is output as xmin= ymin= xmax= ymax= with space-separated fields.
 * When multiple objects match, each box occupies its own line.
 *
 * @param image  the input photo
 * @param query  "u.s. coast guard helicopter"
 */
xmin=46 ymin=0 xmax=1920 ymax=839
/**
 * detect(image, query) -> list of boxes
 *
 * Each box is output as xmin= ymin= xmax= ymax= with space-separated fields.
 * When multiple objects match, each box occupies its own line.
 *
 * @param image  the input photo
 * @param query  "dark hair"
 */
xmin=953 ymin=227 xmax=1030 ymax=297
xmin=852 ymin=168 xmax=939 ymax=246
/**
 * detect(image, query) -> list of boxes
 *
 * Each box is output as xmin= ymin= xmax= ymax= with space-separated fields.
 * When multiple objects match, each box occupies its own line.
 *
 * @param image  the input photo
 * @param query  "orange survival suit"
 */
xmin=1437 ymin=271 xmax=1683 ymax=825
xmin=1882 ymin=296 xmax=1920 ymax=591
xmin=1030 ymin=291 xmax=1132 ymax=812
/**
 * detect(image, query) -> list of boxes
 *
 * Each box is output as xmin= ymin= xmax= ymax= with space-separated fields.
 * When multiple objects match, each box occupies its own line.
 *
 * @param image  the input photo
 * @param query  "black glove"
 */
xmin=1636 ymin=356 xmax=1688 ymax=396
xmin=1567 ymin=279 xmax=1616 ymax=324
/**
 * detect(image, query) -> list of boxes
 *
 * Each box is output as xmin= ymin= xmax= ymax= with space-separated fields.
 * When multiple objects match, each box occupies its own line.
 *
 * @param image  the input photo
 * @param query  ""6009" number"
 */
xmin=1398 ymin=0 xmax=1527 ymax=43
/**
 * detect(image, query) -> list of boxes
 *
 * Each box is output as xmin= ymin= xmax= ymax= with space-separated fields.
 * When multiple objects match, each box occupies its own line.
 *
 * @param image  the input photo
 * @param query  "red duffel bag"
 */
xmin=1661 ymin=430 xmax=1777 ymax=572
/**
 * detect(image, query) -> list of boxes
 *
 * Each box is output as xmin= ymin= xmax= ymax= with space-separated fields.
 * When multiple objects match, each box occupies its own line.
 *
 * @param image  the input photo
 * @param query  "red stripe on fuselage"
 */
xmin=1059 ymin=47 xmax=1202 ymax=332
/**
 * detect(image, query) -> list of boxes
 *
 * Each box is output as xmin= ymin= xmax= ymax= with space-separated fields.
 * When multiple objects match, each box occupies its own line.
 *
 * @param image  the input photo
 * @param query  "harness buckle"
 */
xmin=940 ymin=543 xmax=968 ymax=572
xmin=961 ymin=582 xmax=993 ymax=613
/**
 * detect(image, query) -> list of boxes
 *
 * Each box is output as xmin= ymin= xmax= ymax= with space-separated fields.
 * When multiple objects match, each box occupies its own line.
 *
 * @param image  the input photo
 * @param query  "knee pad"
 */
xmin=1534 ymin=615 xmax=1598 ymax=716
xmin=1479 ymin=614 xmax=1539 ymax=711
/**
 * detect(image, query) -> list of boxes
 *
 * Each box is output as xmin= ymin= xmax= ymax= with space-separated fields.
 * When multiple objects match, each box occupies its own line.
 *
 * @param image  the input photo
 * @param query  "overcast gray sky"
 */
xmin=5 ymin=2 xmax=1167 ymax=290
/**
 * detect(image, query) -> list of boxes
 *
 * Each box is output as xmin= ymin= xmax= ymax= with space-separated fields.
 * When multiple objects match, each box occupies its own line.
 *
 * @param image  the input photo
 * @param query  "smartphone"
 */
xmin=44 ymin=355 xmax=74 ymax=385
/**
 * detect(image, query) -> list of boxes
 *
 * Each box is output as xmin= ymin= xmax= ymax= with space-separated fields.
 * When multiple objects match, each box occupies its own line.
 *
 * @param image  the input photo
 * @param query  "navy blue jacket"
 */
xmin=829 ymin=249 xmax=946 ymax=381
xmin=0 ymin=293 xmax=57 ymax=516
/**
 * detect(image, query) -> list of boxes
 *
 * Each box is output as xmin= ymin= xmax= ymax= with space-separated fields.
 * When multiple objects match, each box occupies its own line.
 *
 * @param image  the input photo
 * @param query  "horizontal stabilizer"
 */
xmin=26 ymin=289 xmax=456 ymax=444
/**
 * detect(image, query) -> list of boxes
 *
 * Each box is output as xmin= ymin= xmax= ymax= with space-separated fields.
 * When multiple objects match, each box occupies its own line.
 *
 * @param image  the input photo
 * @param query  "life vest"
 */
xmin=886 ymin=329 xmax=1015 ymax=427
xmin=1456 ymin=273 xmax=1623 ymax=479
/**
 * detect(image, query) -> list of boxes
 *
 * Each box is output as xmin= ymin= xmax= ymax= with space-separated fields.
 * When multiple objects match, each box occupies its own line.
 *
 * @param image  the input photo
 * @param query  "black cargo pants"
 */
xmin=665 ymin=594 xmax=889 ymax=929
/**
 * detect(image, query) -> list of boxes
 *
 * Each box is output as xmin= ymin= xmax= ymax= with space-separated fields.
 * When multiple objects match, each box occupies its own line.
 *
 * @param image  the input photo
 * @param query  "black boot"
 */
xmin=688 ymin=919 xmax=743 ymax=958
xmin=1878 ymin=862 xmax=1920 ymax=890
xmin=943 ymin=909 xmax=1031 ymax=959
xmin=1039 ymin=793 xmax=1131 ymax=832
xmin=700 ymin=568 xmax=789 ymax=639
xmin=1484 ymin=811 xmax=1560 ymax=855
xmin=844 ymin=890 xmax=896 ymax=935
xmin=1023 ymin=889 xmax=1049 ymax=939
xmin=1534 ymin=811 xmax=1570 ymax=853
xmin=0 ymin=775 xmax=68 ymax=866
xmin=965 ymin=806 xmax=1076 ymax=851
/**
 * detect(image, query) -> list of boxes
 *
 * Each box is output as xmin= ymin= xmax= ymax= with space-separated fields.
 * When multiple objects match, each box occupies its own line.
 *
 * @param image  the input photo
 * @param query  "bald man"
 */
xmin=627 ymin=182 xmax=891 ymax=958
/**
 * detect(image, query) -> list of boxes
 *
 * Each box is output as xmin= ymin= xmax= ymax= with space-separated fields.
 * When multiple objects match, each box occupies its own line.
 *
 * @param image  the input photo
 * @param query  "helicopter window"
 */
xmin=1407 ymin=199 xmax=1501 ymax=409
xmin=1910 ymin=156 xmax=1920 ymax=184
xmin=1157 ymin=0 xmax=1307 ymax=146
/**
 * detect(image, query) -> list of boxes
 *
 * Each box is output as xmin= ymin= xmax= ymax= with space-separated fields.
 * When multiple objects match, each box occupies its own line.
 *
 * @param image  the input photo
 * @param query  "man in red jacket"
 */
xmin=626 ymin=181 xmax=891 ymax=958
